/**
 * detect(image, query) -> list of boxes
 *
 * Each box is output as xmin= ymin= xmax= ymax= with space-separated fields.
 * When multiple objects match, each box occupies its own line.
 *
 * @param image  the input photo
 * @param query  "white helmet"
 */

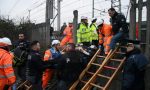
xmin=81 ymin=16 xmax=88 ymax=20
xmin=91 ymin=17 xmax=97 ymax=21
xmin=52 ymin=40 xmax=60 ymax=45
xmin=96 ymin=19 xmax=104 ymax=26
xmin=0 ymin=37 xmax=12 ymax=46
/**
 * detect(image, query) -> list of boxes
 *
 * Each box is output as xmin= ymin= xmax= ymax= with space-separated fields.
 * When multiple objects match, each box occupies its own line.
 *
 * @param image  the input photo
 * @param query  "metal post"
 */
xmin=57 ymin=0 xmax=61 ymax=31
xmin=137 ymin=0 xmax=143 ymax=41
xmin=92 ymin=0 xmax=94 ymax=18
xmin=73 ymin=10 xmax=78 ymax=44
xmin=129 ymin=0 xmax=136 ymax=40
xmin=146 ymin=0 xmax=150 ymax=59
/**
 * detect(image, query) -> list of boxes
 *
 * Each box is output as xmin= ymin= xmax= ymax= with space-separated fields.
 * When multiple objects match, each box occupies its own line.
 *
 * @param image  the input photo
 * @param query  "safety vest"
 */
xmin=90 ymin=23 xmax=98 ymax=41
xmin=77 ymin=23 xmax=91 ymax=43
xmin=0 ymin=48 xmax=16 ymax=85
xmin=63 ymin=26 xmax=73 ymax=36
xmin=49 ymin=48 xmax=61 ymax=59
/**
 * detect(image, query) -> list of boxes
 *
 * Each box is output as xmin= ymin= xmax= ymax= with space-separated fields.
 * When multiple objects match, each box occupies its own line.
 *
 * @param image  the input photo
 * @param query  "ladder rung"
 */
xmin=97 ymin=74 xmax=110 ymax=79
xmin=90 ymin=83 xmax=103 ymax=89
xmin=97 ymin=55 xmax=106 ymax=58
xmin=115 ymin=52 xmax=126 ymax=54
xmin=80 ymin=80 xmax=87 ymax=84
xmin=24 ymin=85 xmax=30 ymax=88
xmin=110 ymin=59 xmax=122 ymax=62
xmin=91 ymin=63 xmax=101 ymax=67
xmin=86 ymin=71 xmax=94 ymax=75
xmin=104 ymin=66 xmax=117 ymax=70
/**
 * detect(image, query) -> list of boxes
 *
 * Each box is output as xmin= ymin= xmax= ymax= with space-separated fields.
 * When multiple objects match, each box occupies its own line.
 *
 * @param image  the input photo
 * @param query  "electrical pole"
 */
xmin=57 ymin=0 xmax=61 ymax=31
xmin=111 ymin=0 xmax=121 ymax=13
xmin=129 ymin=0 xmax=136 ymax=40
xmin=28 ymin=10 xmax=31 ymax=22
xmin=92 ymin=0 xmax=94 ymax=18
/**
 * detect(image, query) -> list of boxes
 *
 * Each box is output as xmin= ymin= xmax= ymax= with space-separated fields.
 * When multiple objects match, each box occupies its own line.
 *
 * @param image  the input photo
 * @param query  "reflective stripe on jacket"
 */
xmin=77 ymin=23 xmax=91 ymax=43
xmin=90 ymin=23 xmax=98 ymax=41
xmin=0 ymin=48 xmax=16 ymax=86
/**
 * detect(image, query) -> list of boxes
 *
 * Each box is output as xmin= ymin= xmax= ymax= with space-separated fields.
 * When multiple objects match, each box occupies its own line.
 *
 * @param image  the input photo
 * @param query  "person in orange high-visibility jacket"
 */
xmin=42 ymin=40 xmax=61 ymax=89
xmin=60 ymin=22 xmax=73 ymax=46
xmin=0 ymin=37 xmax=16 ymax=90
xmin=97 ymin=19 xmax=113 ymax=55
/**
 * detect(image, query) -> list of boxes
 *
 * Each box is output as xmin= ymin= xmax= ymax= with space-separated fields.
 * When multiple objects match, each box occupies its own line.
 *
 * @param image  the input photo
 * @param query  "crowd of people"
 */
xmin=0 ymin=7 xmax=149 ymax=90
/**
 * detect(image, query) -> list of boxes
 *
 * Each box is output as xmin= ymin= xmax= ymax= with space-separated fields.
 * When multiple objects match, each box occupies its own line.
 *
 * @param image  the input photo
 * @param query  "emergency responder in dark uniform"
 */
xmin=122 ymin=43 xmax=149 ymax=90
xmin=26 ymin=41 xmax=53 ymax=90
xmin=108 ymin=8 xmax=129 ymax=50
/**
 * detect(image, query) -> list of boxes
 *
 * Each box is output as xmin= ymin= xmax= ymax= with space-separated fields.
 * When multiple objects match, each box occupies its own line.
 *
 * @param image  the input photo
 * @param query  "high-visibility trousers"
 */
xmin=60 ymin=36 xmax=73 ymax=46
xmin=103 ymin=35 xmax=113 ymax=54
xmin=42 ymin=69 xmax=54 ymax=89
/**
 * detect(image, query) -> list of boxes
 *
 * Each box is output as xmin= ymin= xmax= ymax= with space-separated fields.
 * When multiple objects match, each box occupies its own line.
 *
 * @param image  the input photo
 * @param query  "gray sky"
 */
xmin=0 ymin=0 xmax=146 ymax=30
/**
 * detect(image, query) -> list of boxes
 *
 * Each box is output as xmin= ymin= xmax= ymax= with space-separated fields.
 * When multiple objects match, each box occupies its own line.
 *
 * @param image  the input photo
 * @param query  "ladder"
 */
xmin=17 ymin=80 xmax=32 ymax=90
xmin=69 ymin=45 xmax=126 ymax=90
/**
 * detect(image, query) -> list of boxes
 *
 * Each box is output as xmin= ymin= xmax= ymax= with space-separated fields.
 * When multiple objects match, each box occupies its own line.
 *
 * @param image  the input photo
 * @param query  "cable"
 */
xmin=8 ymin=0 xmax=20 ymax=14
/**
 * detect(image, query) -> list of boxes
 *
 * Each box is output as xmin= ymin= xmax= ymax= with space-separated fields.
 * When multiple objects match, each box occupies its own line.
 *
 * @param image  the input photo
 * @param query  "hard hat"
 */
xmin=96 ymin=19 xmax=104 ymax=26
xmin=0 ymin=37 xmax=12 ymax=46
xmin=52 ymin=40 xmax=60 ymax=45
xmin=91 ymin=17 xmax=97 ymax=21
xmin=81 ymin=16 xmax=88 ymax=20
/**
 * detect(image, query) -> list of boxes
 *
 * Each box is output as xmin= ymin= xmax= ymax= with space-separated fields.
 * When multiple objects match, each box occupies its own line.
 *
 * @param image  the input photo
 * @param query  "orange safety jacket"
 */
xmin=60 ymin=26 xmax=73 ymax=46
xmin=42 ymin=49 xmax=53 ymax=89
xmin=0 ymin=48 xmax=16 ymax=90
xmin=98 ymin=24 xmax=113 ymax=54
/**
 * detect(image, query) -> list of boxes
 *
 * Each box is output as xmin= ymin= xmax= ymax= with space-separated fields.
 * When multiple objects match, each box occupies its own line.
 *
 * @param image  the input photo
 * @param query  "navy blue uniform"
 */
xmin=26 ymin=50 xmax=52 ymax=90
xmin=110 ymin=12 xmax=129 ymax=35
xmin=122 ymin=48 xmax=149 ymax=90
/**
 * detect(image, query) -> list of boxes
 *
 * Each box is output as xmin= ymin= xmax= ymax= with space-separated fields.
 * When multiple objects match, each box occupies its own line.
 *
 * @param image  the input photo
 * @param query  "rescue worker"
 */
xmin=26 ymin=40 xmax=53 ymax=90
xmin=122 ymin=43 xmax=149 ymax=90
xmin=90 ymin=18 xmax=99 ymax=47
xmin=77 ymin=16 xmax=91 ymax=47
xmin=0 ymin=37 xmax=16 ymax=90
xmin=97 ymin=19 xmax=113 ymax=55
xmin=108 ymin=8 xmax=129 ymax=50
xmin=42 ymin=40 xmax=61 ymax=89
xmin=46 ymin=43 xmax=83 ymax=90
xmin=60 ymin=22 xmax=73 ymax=46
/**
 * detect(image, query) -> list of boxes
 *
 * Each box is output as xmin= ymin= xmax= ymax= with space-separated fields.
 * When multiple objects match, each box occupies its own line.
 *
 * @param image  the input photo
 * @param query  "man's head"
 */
xmin=19 ymin=33 xmax=25 ymax=40
xmin=31 ymin=40 xmax=40 ymax=51
xmin=96 ymin=19 xmax=104 ymax=29
xmin=126 ymin=43 xmax=134 ymax=53
xmin=52 ymin=40 xmax=60 ymax=50
xmin=108 ymin=8 xmax=116 ymax=17
xmin=0 ymin=37 xmax=12 ymax=51
xmin=66 ymin=43 xmax=75 ymax=52
xmin=68 ymin=22 xmax=73 ymax=27
xmin=81 ymin=16 xmax=88 ymax=23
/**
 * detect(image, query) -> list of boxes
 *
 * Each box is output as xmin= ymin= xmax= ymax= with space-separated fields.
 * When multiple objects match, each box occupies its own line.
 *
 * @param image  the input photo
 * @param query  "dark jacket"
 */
xmin=122 ymin=48 xmax=149 ymax=90
xmin=26 ymin=50 xmax=51 ymax=84
xmin=48 ymin=50 xmax=83 ymax=85
xmin=110 ymin=12 xmax=129 ymax=35
xmin=13 ymin=40 xmax=30 ymax=51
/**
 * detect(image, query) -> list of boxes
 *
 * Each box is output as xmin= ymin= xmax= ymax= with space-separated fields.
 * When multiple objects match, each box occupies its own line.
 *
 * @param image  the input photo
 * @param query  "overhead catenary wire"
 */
xmin=8 ymin=0 xmax=20 ymax=15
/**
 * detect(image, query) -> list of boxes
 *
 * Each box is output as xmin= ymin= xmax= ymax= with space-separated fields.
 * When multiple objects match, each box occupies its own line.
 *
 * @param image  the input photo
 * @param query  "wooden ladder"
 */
xmin=17 ymin=80 xmax=32 ymax=90
xmin=69 ymin=45 xmax=126 ymax=90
